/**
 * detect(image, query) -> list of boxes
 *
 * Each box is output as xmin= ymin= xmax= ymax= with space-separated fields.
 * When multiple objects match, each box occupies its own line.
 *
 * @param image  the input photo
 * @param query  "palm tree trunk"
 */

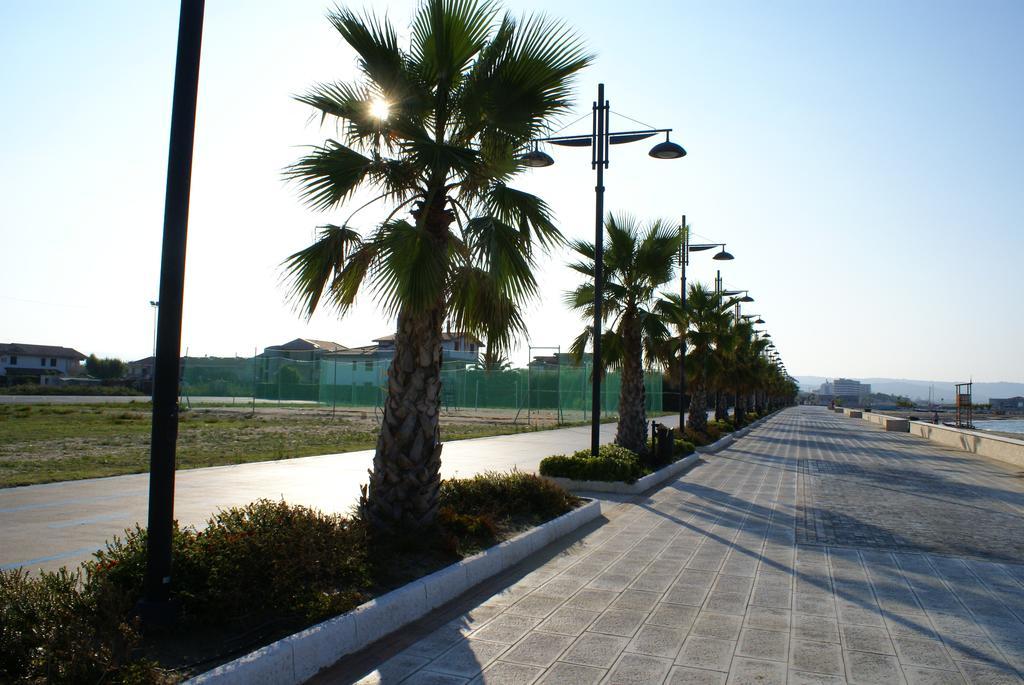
xmin=616 ymin=319 xmax=648 ymax=454
xmin=715 ymin=390 xmax=728 ymax=421
xmin=734 ymin=389 xmax=746 ymax=427
xmin=362 ymin=307 xmax=444 ymax=531
xmin=686 ymin=384 xmax=708 ymax=433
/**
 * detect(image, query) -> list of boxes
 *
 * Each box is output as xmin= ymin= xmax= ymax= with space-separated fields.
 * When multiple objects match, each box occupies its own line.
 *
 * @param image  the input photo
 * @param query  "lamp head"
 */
xmin=519 ymin=144 xmax=554 ymax=168
xmin=648 ymin=133 xmax=687 ymax=159
xmin=713 ymin=246 xmax=734 ymax=261
xmin=755 ymin=317 xmax=764 ymax=324
xmin=740 ymin=294 xmax=754 ymax=303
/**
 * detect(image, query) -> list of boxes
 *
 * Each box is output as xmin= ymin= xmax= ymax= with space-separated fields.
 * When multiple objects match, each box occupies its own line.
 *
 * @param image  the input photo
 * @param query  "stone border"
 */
xmin=543 ymin=414 xmax=772 ymax=495
xmin=185 ymin=499 xmax=603 ymax=685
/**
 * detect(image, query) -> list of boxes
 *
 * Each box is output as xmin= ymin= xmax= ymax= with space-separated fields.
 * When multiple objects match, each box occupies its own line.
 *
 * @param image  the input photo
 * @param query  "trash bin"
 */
xmin=651 ymin=422 xmax=675 ymax=468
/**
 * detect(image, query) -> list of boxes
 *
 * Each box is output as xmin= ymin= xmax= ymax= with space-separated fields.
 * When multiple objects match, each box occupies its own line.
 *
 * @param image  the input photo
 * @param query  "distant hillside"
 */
xmin=794 ymin=376 xmax=1024 ymax=403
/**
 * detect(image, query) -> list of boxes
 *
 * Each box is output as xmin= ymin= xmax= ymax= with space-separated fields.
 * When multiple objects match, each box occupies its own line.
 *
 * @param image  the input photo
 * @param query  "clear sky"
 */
xmin=2 ymin=0 xmax=1022 ymax=381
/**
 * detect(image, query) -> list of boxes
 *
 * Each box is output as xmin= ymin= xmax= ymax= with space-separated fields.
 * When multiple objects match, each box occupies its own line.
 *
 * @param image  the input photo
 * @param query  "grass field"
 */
xmin=0 ymin=402 xmax=580 ymax=488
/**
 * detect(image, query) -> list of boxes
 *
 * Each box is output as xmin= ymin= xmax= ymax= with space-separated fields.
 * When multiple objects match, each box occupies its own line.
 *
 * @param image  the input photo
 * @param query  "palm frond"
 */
xmin=483 ymin=183 xmax=562 ymax=248
xmin=295 ymin=80 xmax=370 ymax=127
xmin=563 ymin=282 xmax=595 ymax=314
xmin=411 ymin=0 xmax=499 ymax=86
xmin=367 ymin=220 xmax=452 ymax=317
xmin=457 ymin=10 xmax=593 ymax=142
xmin=634 ymin=219 xmax=680 ymax=286
xmin=399 ymin=137 xmax=481 ymax=182
xmin=568 ymin=326 xmax=591 ymax=364
xmin=462 ymin=216 xmax=538 ymax=301
xmin=284 ymin=140 xmax=373 ymax=211
xmin=281 ymin=225 xmax=364 ymax=318
xmin=327 ymin=6 xmax=405 ymax=94
xmin=447 ymin=264 xmax=527 ymax=353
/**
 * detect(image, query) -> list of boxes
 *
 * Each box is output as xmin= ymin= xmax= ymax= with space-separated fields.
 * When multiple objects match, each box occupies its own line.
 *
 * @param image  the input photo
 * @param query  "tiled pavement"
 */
xmin=320 ymin=407 xmax=1024 ymax=684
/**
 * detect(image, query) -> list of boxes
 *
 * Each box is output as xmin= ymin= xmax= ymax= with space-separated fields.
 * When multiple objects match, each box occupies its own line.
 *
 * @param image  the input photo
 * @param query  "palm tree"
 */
xmin=709 ymin=312 xmax=738 ymax=422
xmin=282 ymin=1 xmax=591 ymax=531
xmin=667 ymin=283 xmax=737 ymax=434
xmin=476 ymin=347 xmax=512 ymax=373
xmin=720 ymin=320 xmax=769 ymax=426
xmin=565 ymin=214 xmax=680 ymax=454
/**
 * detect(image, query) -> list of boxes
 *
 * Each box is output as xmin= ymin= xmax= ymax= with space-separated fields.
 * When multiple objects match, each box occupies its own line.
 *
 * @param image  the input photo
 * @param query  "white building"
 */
xmin=0 ymin=343 xmax=86 ymax=384
xmin=818 ymin=378 xmax=871 ymax=400
xmin=833 ymin=378 xmax=871 ymax=397
xmin=370 ymin=332 xmax=481 ymax=364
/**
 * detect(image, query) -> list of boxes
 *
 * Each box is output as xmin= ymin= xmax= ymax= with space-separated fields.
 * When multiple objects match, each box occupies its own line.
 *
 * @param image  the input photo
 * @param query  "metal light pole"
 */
xmin=149 ymin=300 xmax=159 ymax=358
xmin=591 ymin=83 xmax=607 ymax=457
xmin=139 ymin=0 xmax=205 ymax=624
xmin=677 ymin=219 xmax=733 ymax=428
xmin=521 ymin=84 xmax=686 ymax=455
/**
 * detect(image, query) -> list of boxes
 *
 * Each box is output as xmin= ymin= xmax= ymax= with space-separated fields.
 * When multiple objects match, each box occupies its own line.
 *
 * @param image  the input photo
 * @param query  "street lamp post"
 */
xmin=149 ymin=300 xmax=160 ymax=358
xmin=138 ymin=0 xmax=205 ymax=625
xmin=521 ymin=83 xmax=686 ymax=456
xmin=678 ymin=217 xmax=733 ymax=428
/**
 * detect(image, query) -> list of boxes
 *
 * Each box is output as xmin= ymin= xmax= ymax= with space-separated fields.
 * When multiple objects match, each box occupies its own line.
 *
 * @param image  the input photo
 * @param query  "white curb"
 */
xmin=185 ymin=499 xmax=602 ymax=685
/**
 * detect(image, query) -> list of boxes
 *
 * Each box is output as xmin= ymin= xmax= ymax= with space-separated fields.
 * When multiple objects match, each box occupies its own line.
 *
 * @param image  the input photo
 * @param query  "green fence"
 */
xmin=179 ymin=354 xmax=663 ymax=421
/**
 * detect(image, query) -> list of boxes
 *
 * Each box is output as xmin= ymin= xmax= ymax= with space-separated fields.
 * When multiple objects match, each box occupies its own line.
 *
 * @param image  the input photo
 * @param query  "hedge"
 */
xmin=0 ymin=472 xmax=578 ymax=683
xmin=539 ymin=444 xmax=644 ymax=483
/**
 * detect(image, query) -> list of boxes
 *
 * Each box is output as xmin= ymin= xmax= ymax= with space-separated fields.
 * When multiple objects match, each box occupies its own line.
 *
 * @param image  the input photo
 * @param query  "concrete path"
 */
xmin=0 ymin=416 xmax=678 ymax=572
xmin=327 ymin=406 xmax=1024 ymax=685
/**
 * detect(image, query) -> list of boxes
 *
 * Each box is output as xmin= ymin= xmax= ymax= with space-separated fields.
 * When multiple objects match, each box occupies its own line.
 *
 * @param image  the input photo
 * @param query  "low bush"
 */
xmin=684 ymin=418 xmax=737 ymax=446
xmin=540 ymin=444 xmax=643 ymax=483
xmin=0 ymin=472 xmax=578 ymax=683
xmin=673 ymin=439 xmax=696 ymax=457
xmin=88 ymin=500 xmax=372 ymax=630
xmin=0 ymin=567 xmax=162 ymax=684
xmin=440 ymin=470 xmax=579 ymax=526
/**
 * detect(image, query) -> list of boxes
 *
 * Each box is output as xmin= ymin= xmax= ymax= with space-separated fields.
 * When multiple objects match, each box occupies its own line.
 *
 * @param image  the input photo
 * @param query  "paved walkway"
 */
xmin=326 ymin=406 xmax=1024 ymax=685
xmin=0 ymin=416 xmax=678 ymax=572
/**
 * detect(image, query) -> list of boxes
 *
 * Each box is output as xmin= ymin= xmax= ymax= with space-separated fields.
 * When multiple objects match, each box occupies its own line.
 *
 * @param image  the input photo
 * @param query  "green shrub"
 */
xmin=685 ymin=418 xmax=738 ymax=446
xmin=682 ymin=426 xmax=709 ymax=446
xmin=2 ymin=472 xmax=578 ymax=683
xmin=709 ymin=419 xmax=733 ymax=433
xmin=0 ymin=567 xmax=162 ymax=684
xmin=440 ymin=470 xmax=578 ymax=525
xmin=436 ymin=507 xmax=498 ymax=554
xmin=540 ymin=444 xmax=643 ymax=483
xmin=89 ymin=500 xmax=371 ymax=628
xmin=673 ymin=439 xmax=696 ymax=457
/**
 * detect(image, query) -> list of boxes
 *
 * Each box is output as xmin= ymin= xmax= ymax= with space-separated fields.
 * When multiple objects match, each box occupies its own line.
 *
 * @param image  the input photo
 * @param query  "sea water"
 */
xmin=974 ymin=419 xmax=1024 ymax=437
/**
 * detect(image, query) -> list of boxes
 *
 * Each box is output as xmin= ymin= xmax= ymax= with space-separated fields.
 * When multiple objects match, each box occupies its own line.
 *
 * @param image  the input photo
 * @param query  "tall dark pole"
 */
xmin=679 ymin=215 xmax=687 ymax=429
xmin=591 ymin=84 xmax=608 ymax=456
xmin=141 ymin=0 xmax=205 ymax=618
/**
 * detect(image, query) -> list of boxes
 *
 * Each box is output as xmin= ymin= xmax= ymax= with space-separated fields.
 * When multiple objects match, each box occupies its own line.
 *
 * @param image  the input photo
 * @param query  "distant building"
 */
xmin=126 ymin=356 xmax=155 ymax=381
xmin=834 ymin=378 xmax=871 ymax=397
xmin=0 ymin=343 xmax=86 ymax=385
xmin=817 ymin=378 xmax=871 ymax=406
xmin=310 ymin=332 xmax=479 ymax=398
xmin=528 ymin=352 xmax=592 ymax=368
xmin=991 ymin=397 xmax=1024 ymax=413
xmin=371 ymin=332 xmax=481 ymax=364
xmin=260 ymin=338 xmax=349 ymax=361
